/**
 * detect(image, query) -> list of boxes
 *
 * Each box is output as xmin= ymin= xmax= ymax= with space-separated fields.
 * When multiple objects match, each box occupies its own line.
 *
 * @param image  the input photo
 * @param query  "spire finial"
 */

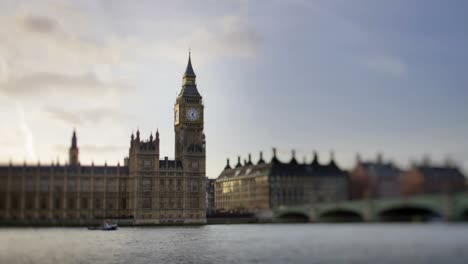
xmin=235 ymin=156 xmax=242 ymax=168
xmin=356 ymin=153 xmax=361 ymax=164
xmin=184 ymin=50 xmax=196 ymax=77
xmin=311 ymin=151 xmax=319 ymax=166
xmin=71 ymin=129 xmax=77 ymax=148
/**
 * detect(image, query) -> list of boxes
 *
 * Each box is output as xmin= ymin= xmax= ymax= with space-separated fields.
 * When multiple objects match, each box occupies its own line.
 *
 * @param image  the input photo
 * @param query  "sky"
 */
xmin=0 ymin=0 xmax=467 ymax=178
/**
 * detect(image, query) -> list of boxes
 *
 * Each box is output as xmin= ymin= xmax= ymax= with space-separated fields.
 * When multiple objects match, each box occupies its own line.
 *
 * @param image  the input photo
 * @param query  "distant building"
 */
xmin=349 ymin=154 xmax=402 ymax=199
xmin=0 ymin=54 xmax=207 ymax=225
xmin=215 ymin=149 xmax=348 ymax=213
xmin=206 ymin=178 xmax=215 ymax=216
xmin=401 ymin=164 xmax=466 ymax=196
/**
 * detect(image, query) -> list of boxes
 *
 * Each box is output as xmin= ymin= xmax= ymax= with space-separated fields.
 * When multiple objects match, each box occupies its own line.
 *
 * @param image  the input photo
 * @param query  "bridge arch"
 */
xmin=275 ymin=212 xmax=311 ymax=223
xmin=377 ymin=205 xmax=442 ymax=222
xmin=318 ymin=209 xmax=363 ymax=222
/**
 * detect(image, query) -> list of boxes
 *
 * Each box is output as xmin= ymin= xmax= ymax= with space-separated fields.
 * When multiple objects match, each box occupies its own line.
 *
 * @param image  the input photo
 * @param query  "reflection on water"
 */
xmin=1 ymin=224 xmax=468 ymax=264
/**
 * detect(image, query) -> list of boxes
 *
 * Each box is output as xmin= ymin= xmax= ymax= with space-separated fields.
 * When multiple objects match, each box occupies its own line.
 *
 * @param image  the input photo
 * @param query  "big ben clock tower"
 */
xmin=174 ymin=52 xmax=206 ymax=221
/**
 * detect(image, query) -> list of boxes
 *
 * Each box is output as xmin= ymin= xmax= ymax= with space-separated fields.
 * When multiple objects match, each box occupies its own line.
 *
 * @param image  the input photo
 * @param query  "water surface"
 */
xmin=1 ymin=224 xmax=468 ymax=264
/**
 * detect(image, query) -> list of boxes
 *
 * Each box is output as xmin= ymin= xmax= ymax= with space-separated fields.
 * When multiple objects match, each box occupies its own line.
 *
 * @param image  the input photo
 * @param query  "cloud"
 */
xmin=1 ymin=71 xmax=127 ymax=98
xmin=55 ymin=144 xmax=126 ymax=154
xmin=185 ymin=15 xmax=261 ymax=60
xmin=365 ymin=55 xmax=408 ymax=76
xmin=44 ymin=106 xmax=130 ymax=125
xmin=22 ymin=15 xmax=58 ymax=34
xmin=15 ymin=102 xmax=36 ymax=160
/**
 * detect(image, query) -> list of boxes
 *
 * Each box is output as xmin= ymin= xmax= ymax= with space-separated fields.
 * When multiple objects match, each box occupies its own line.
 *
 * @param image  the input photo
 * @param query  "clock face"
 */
xmin=186 ymin=108 xmax=199 ymax=121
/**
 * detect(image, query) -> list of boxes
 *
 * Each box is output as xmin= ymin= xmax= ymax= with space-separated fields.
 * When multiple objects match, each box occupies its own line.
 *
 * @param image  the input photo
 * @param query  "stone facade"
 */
xmin=0 ymin=54 xmax=206 ymax=225
xmin=349 ymin=154 xmax=402 ymax=200
xmin=215 ymin=150 xmax=348 ymax=213
xmin=401 ymin=164 xmax=466 ymax=196
xmin=206 ymin=178 xmax=216 ymax=216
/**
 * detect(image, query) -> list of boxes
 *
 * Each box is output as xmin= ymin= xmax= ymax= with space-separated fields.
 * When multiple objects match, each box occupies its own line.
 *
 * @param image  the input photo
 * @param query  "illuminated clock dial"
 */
xmin=186 ymin=108 xmax=199 ymax=121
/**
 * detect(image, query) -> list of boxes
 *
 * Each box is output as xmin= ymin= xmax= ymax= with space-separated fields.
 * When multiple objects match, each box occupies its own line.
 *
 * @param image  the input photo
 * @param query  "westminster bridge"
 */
xmin=273 ymin=192 xmax=468 ymax=222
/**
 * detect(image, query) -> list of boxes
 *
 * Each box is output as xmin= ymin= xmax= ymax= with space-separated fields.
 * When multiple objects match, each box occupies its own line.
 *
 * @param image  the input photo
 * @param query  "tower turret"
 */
xmin=69 ymin=129 xmax=79 ymax=166
xmin=182 ymin=51 xmax=196 ymax=86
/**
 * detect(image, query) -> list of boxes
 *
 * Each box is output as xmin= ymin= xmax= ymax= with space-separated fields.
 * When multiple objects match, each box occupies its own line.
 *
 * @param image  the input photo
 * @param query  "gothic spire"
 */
xmin=71 ymin=128 xmax=77 ymax=149
xmin=258 ymin=151 xmax=265 ymax=164
xmin=311 ymin=151 xmax=320 ymax=167
xmin=182 ymin=51 xmax=198 ymax=88
xmin=184 ymin=50 xmax=196 ymax=77
xmin=224 ymin=158 xmax=232 ymax=170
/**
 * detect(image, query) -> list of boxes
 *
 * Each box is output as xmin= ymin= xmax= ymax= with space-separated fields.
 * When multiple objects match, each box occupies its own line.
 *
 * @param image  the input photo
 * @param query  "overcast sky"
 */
xmin=0 ymin=0 xmax=467 ymax=177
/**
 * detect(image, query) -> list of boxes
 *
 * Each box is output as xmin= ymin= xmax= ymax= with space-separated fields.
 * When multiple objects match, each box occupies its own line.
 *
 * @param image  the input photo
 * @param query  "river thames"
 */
xmin=1 ymin=224 xmax=468 ymax=264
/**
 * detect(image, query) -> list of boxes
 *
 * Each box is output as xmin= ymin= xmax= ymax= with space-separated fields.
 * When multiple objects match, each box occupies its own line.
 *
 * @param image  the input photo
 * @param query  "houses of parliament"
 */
xmin=0 ymin=54 xmax=207 ymax=225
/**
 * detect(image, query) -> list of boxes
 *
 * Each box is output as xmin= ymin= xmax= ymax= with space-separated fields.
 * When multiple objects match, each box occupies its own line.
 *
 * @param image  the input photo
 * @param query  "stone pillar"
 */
xmin=49 ymin=167 xmax=54 ymax=221
xmin=6 ymin=164 xmax=12 ymax=219
xmin=20 ymin=168 xmax=26 ymax=221
xmin=63 ymin=167 xmax=67 ymax=221
xmin=103 ymin=166 xmax=107 ymax=219
xmin=90 ymin=166 xmax=94 ymax=221
xmin=362 ymin=198 xmax=375 ymax=222
xmin=443 ymin=193 xmax=455 ymax=221
xmin=77 ymin=170 xmax=81 ymax=223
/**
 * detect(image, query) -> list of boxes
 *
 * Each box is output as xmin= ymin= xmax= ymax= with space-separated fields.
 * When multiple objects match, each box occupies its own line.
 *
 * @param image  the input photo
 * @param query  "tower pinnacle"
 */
xmin=69 ymin=129 xmax=79 ymax=166
xmin=182 ymin=51 xmax=197 ymax=87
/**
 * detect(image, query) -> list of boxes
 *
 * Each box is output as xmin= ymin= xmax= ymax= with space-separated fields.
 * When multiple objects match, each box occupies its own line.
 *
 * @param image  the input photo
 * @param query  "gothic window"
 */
xmin=81 ymin=198 xmax=88 ymax=209
xmin=94 ymin=179 xmax=104 ymax=192
xmin=53 ymin=178 xmax=63 ymax=193
xmin=54 ymin=198 xmax=61 ymax=209
xmin=67 ymin=198 xmax=75 ymax=209
xmin=190 ymin=199 xmax=198 ymax=209
xmin=160 ymin=179 xmax=165 ymax=191
xmin=94 ymin=198 xmax=101 ymax=209
xmin=107 ymin=200 xmax=114 ymax=210
xmin=26 ymin=177 xmax=35 ymax=191
xmin=143 ymin=159 xmax=152 ymax=169
xmin=40 ymin=177 xmax=49 ymax=192
xmin=177 ymin=179 xmax=182 ymax=191
xmin=190 ymin=179 xmax=198 ymax=192
xmin=11 ymin=196 xmax=19 ymax=210
xmin=119 ymin=180 xmax=127 ymax=192
xmin=12 ymin=177 xmax=21 ymax=192
xmin=67 ymin=178 xmax=76 ymax=192
xmin=26 ymin=196 xmax=35 ymax=209
xmin=107 ymin=179 xmax=117 ymax=192
xmin=142 ymin=178 xmax=152 ymax=192
xmin=120 ymin=198 xmax=127 ymax=210
xmin=169 ymin=179 xmax=173 ymax=191
xmin=80 ymin=178 xmax=90 ymax=192
xmin=142 ymin=198 xmax=151 ymax=209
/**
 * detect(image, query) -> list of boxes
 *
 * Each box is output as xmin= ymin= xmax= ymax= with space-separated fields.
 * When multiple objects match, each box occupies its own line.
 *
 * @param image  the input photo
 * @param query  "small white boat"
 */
xmin=88 ymin=223 xmax=118 ymax=231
